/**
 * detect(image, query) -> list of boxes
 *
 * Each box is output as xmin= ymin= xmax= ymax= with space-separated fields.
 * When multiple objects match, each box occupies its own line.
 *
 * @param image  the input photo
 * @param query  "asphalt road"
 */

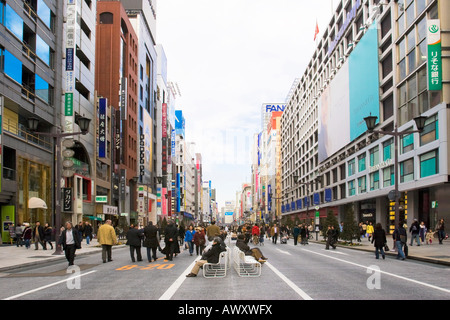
xmin=1 ymin=238 xmax=449 ymax=306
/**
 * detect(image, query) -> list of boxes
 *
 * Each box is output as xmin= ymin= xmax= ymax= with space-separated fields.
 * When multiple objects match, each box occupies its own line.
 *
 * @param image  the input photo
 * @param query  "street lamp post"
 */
xmin=363 ymin=114 xmax=426 ymax=232
xmin=28 ymin=116 xmax=91 ymax=255
xmin=293 ymin=175 xmax=322 ymax=240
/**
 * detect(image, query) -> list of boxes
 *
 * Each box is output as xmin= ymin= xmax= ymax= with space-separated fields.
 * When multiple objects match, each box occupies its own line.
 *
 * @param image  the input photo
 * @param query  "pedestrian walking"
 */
xmin=393 ymin=223 xmax=407 ymax=260
xmin=43 ymin=223 xmax=54 ymax=250
xmin=178 ymin=224 xmax=185 ymax=246
xmin=126 ymin=224 xmax=143 ymax=262
xmin=300 ymin=224 xmax=307 ymax=245
xmin=206 ymin=221 xmax=220 ymax=242
xmin=409 ymin=219 xmax=421 ymax=246
xmin=419 ymin=221 xmax=427 ymax=243
xmin=293 ymin=224 xmax=300 ymax=246
xmin=22 ymin=223 xmax=32 ymax=249
xmin=97 ymin=220 xmax=117 ymax=263
xmin=84 ymin=221 xmax=93 ymax=245
xmin=325 ymin=226 xmax=336 ymax=250
xmin=366 ymin=222 xmax=374 ymax=242
xmin=426 ymin=228 xmax=435 ymax=244
xmin=163 ymin=220 xmax=178 ymax=261
xmin=75 ymin=221 xmax=84 ymax=244
xmin=193 ymin=226 xmax=206 ymax=256
xmin=32 ymin=221 xmax=45 ymax=250
xmin=184 ymin=225 xmax=196 ymax=256
xmin=59 ymin=222 xmax=81 ymax=266
xmin=271 ymin=225 xmax=279 ymax=244
xmin=15 ymin=224 xmax=24 ymax=247
xmin=143 ymin=221 xmax=160 ymax=262
xmin=437 ymin=219 xmax=445 ymax=244
xmin=371 ymin=223 xmax=387 ymax=259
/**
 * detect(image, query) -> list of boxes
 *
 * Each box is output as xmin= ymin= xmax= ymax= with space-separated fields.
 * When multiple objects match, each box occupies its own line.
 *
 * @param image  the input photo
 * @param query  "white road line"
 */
xmin=159 ymin=258 xmax=199 ymax=300
xmin=3 ymin=270 xmax=97 ymax=300
xmin=301 ymin=248 xmax=450 ymax=294
xmin=321 ymin=249 xmax=348 ymax=255
xmin=265 ymin=262 xmax=313 ymax=300
xmin=276 ymin=249 xmax=292 ymax=255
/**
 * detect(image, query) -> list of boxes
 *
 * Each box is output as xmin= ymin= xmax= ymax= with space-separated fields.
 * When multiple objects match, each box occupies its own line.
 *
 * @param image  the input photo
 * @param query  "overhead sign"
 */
xmin=427 ymin=19 xmax=442 ymax=91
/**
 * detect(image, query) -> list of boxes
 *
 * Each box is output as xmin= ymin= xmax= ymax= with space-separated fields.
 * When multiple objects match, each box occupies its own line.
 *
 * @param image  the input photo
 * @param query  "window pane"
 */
xmin=400 ymin=159 xmax=414 ymax=182
xmin=407 ymin=29 xmax=415 ymax=52
xmin=37 ymin=0 xmax=51 ymax=29
xmin=399 ymin=59 xmax=406 ymax=80
xmin=407 ymin=48 xmax=416 ymax=73
xmin=408 ymin=75 xmax=417 ymax=100
xmin=420 ymin=150 xmax=438 ymax=178
xmin=406 ymin=1 xmax=415 ymax=27
xmin=3 ymin=50 xmax=22 ymax=84
xmin=5 ymin=5 xmax=23 ymax=40
xmin=417 ymin=17 xmax=426 ymax=41
xmin=402 ymin=133 xmax=414 ymax=153
xmin=35 ymin=74 xmax=49 ymax=103
xmin=36 ymin=35 xmax=50 ymax=65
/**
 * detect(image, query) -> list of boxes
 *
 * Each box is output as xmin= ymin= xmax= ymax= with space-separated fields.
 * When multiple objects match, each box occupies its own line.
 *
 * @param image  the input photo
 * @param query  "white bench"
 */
xmin=233 ymin=246 xmax=261 ymax=277
xmin=203 ymin=250 xmax=228 ymax=278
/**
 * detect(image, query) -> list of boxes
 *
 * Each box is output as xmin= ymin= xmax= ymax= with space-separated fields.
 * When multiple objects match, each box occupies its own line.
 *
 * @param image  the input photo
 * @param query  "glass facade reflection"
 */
xmin=35 ymin=74 xmax=49 ymax=103
xmin=3 ymin=49 xmax=22 ymax=84
xmin=36 ymin=35 xmax=50 ymax=65
xmin=17 ymin=158 xmax=52 ymax=225
xmin=37 ymin=0 xmax=52 ymax=29
xmin=5 ymin=4 xmax=23 ymax=40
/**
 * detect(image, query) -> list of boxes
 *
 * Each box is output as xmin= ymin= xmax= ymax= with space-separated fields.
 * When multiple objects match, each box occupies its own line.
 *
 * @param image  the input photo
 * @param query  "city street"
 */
xmin=1 ymin=236 xmax=449 ymax=306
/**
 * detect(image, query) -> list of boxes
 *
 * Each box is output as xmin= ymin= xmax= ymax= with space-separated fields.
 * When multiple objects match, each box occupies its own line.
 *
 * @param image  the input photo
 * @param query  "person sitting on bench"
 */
xmin=235 ymin=234 xmax=268 ymax=263
xmin=186 ymin=237 xmax=226 ymax=277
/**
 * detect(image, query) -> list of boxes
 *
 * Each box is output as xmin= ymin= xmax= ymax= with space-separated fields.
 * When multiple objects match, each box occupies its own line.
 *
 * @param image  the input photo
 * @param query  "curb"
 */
xmin=0 ymin=244 xmax=127 ymax=273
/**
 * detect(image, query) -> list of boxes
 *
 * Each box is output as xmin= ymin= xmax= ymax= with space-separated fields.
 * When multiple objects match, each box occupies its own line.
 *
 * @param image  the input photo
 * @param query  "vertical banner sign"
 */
xmin=267 ymin=184 xmax=271 ymax=212
xmin=139 ymin=134 xmax=145 ymax=177
xmin=65 ymin=0 xmax=77 ymax=133
xmin=98 ymin=98 xmax=107 ymax=158
xmin=63 ymin=188 xmax=72 ymax=212
xmin=162 ymin=103 xmax=167 ymax=175
xmin=427 ymin=20 xmax=442 ymax=91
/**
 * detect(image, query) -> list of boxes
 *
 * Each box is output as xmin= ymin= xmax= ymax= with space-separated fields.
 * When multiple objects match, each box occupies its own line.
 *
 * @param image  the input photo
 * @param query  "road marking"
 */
xmin=301 ymin=248 xmax=450 ymax=295
xmin=159 ymin=258 xmax=199 ymax=300
xmin=276 ymin=249 xmax=292 ymax=255
xmin=265 ymin=262 xmax=313 ymax=300
xmin=321 ymin=249 xmax=348 ymax=255
xmin=3 ymin=270 xmax=97 ymax=300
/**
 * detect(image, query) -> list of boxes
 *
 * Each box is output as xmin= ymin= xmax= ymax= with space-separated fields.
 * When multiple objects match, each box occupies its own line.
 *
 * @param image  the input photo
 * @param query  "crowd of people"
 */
xmin=5 ymin=216 xmax=447 ymax=267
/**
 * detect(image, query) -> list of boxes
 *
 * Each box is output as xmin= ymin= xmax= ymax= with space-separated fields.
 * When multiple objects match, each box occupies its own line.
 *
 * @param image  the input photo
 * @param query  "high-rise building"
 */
xmin=95 ymin=1 xmax=139 ymax=226
xmin=281 ymin=0 xmax=449 ymax=233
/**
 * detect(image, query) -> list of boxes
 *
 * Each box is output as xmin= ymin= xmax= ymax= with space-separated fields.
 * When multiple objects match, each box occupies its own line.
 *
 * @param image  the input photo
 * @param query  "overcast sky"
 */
xmin=156 ymin=0 xmax=336 ymax=208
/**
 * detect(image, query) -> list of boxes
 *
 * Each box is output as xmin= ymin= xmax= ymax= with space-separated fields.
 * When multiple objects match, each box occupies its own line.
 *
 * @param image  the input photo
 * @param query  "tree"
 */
xmin=341 ymin=204 xmax=359 ymax=244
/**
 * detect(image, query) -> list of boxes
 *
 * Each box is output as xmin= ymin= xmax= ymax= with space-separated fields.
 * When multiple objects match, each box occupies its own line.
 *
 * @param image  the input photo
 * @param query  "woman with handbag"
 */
xmin=371 ymin=223 xmax=387 ymax=260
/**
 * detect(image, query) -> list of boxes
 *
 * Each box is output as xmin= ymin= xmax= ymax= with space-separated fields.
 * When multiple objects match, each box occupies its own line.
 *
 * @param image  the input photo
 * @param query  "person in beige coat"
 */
xmin=97 ymin=220 xmax=117 ymax=263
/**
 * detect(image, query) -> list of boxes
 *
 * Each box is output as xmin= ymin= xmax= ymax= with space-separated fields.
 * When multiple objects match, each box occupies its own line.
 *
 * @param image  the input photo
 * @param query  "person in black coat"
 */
xmin=143 ymin=221 xmax=159 ymax=262
xmin=126 ymin=225 xmax=143 ymax=262
xmin=371 ymin=223 xmax=387 ymax=259
xmin=59 ymin=222 xmax=81 ymax=266
xmin=186 ymin=237 xmax=226 ymax=277
xmin=43 ymin=223 xmax=53 ymax=250
xmin=163 ymin=221 xmax=178 ymax=261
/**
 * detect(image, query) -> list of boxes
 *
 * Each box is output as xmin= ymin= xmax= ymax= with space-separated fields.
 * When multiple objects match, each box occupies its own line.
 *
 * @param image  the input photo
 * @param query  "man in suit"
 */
xmin=59 ymin=221 xmax=81 ymax=266
xmin=143 ymin=221 xmax=159 ymax=262
xmin=126 ymin=224 xmax=143 ymax=262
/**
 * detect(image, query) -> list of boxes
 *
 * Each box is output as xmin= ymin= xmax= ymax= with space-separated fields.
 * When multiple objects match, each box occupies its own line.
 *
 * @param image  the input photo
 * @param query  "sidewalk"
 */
xmin=310 ymin=236 xmax=450 ymax=266
xmin=0 ymin=239 xmax=126 ymax=272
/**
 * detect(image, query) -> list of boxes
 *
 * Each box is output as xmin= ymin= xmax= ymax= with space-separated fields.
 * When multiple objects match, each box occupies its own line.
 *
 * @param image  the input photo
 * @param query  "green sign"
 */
xmin=95 ymin=196 xmax=108 ymax=203
xmin=65 ymin=92 xmax=73 ymax=116
xmin=427 ymin=20 xmax=442 ymax=91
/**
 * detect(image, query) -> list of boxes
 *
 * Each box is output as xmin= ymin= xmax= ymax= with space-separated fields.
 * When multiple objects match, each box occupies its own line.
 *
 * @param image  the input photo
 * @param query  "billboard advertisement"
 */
xmin=318 ymin=22 xmax=380 ymax=163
